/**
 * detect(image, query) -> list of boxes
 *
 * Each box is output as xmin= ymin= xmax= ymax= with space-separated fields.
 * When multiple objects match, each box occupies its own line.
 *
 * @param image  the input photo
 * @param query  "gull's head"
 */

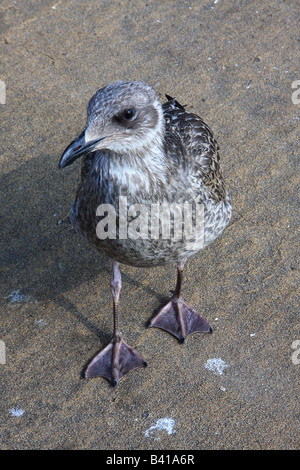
xmin=59 ymin=81 xmax=164 ymax=169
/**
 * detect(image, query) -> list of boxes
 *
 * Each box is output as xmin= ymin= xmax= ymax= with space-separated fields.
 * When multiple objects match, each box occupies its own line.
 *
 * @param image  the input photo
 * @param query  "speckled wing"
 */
xmin=162 ymin=97 xmax=226 ymax=204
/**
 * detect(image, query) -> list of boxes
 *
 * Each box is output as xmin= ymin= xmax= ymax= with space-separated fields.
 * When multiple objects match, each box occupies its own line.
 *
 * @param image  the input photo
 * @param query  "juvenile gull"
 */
xmin=59 ymin=81 xmax=232 ymax=386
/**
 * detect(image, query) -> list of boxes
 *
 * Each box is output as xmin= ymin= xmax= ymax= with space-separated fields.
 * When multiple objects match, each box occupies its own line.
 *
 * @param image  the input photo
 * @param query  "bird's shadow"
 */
xmin=0 ymin=153 xmax=170 ymax=341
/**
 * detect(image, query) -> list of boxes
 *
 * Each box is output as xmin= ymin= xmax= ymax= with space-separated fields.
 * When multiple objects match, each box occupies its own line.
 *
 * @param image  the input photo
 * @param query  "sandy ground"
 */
xmin=0 ymin=0 xmax=299 ymax=450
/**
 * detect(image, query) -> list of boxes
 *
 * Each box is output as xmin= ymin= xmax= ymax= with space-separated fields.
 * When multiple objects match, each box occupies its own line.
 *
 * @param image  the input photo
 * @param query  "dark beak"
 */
xmin=59 ymin=130 xmax=106 ymax=169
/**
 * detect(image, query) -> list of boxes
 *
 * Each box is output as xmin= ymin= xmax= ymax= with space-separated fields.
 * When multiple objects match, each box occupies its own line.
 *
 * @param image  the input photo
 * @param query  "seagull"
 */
xmin=59 ymin=81 xmax=232 ymax=387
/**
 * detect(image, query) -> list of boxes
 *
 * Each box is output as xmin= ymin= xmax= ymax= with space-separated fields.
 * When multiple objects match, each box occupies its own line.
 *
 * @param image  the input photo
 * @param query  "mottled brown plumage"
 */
xmin=59 ymin=81 xmax=231 ymax=386
xmin=162 ymin=97 xmax=227 ymax=204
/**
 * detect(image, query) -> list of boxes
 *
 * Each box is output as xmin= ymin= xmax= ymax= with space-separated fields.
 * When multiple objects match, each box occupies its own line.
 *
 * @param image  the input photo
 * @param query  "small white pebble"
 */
xmin=205 ymin=358 xmax=229 ymax=375
xmin=10 ymin=407 xmax=24 ymax=417
xmin=5 ymin=289 xmax=35 ymax=303
xmin=34 ymin=319 xmax=47 ymax=326
xmin=145 ymin=418 xmax=175 ymax=437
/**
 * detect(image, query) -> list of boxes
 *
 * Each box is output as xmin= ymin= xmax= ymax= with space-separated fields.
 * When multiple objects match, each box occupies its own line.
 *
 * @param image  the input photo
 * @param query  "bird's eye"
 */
xmin=124 ymin=108 xmax=135 ymax=120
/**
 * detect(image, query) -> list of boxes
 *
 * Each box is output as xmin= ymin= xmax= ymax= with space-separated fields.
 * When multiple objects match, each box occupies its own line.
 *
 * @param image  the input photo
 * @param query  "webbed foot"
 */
xmin=85 ymin=337 xmax=147 ymax=387
xmin=149 ymin=297 xmax=212 ymax=343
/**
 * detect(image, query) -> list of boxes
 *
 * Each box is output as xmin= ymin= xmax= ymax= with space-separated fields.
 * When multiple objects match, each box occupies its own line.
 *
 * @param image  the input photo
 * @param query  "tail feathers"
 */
xmin=165 ymin=94 xmax=186 ymax=110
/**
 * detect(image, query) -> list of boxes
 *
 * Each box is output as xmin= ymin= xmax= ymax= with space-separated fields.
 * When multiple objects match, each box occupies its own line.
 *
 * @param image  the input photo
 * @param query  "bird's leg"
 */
xmin=111 ymin=260 xmax=122 ymax=342
xmin=85 ymin=261 xmax=147 ymax=386
xmin=149 ymin=259 xmax=212 ymax=343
